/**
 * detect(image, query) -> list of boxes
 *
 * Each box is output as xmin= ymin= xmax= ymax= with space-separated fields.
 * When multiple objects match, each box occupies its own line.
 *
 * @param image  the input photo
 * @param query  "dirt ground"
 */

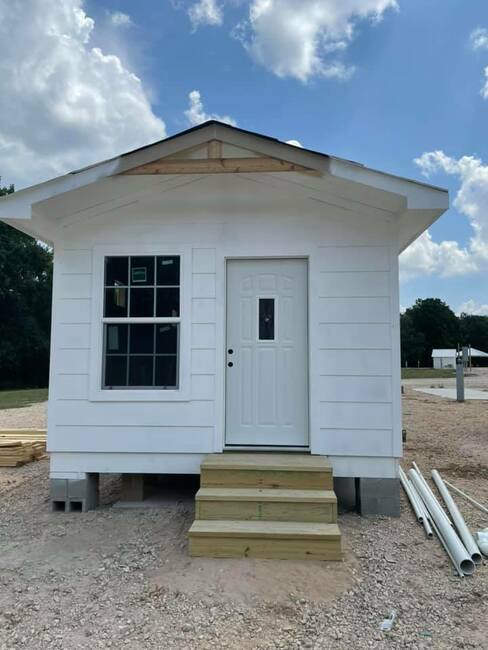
xmin=0 ymin=389 xmax=487 ymax=649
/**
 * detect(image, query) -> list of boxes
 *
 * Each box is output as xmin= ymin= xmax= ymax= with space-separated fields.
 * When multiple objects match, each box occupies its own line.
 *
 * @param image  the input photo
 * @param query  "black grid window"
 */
xmin=102 ymin=256 xmax=180 ymax=389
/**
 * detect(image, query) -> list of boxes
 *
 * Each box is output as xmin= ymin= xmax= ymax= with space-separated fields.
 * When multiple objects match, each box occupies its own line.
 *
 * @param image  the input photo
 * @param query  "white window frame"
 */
xmin=89 ymin=244 xmax=191 ymax=402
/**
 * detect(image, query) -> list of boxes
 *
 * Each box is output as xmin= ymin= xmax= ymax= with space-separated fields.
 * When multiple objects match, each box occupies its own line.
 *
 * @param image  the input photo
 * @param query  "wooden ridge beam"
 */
xmin=122 ymin=157 xmax=319 ymax=176
xmin=207 ymin=139 xmax=222 ymax=158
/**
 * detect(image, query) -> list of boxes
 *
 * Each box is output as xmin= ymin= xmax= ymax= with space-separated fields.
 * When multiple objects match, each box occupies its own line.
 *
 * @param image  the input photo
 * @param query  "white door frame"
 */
xmin=223 ymin=256 xmax=311 ymax=450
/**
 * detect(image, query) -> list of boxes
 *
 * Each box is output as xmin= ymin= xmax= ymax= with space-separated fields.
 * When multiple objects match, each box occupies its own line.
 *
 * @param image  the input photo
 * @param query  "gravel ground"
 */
xmin=0 ymin=390 xmax=487 ymax=649
xmin=0 ymin=402 xmax=47 ymax=429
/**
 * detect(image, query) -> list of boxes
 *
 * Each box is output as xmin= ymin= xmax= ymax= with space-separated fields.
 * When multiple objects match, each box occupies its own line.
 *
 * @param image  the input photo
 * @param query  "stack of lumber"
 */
xmin=0 ymin=430 xmax=47 ymax=467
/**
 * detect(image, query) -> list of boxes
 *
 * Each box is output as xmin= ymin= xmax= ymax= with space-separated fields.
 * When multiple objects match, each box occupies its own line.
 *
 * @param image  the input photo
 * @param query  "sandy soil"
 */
xmin=0 ymin=390 xmax=487 ymax=649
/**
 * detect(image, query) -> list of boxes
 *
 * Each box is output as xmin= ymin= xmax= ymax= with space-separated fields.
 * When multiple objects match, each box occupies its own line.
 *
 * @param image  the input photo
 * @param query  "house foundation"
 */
xmin=50 ymin=473 xmax=99 ymax=512
xmin=356 ymin=477 xmax=400 ymax=517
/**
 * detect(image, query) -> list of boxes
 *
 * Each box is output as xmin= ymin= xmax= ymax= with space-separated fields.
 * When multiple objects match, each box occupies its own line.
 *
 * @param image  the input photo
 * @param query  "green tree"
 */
xmin=402 ymin=298 xmax=459 ymax=366
xmin=400 ymin=312 xmax=425 ymax=367
xmin=459 ymin=313 xmax=488 ymax=357
xmin=0 ymin=179 xmax=53 ymax=388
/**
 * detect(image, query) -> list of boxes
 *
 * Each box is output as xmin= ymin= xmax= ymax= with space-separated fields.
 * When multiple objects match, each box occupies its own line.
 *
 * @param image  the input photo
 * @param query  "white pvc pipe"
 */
xmin=412 ymin=462 xmax=452 ymax=527
xmin=432 ymin=470 xmax=482 ymax=565
xmin=410 ymin=483 xmax=434 ymax=538
xmin=409 ymin=469 xmax=475 ymax=576
xmin=443 ymin=480 xmax=488 ymax=516
xmin=399 ymin=467 xmax=424 ymax=522
xmin=429 ymin=516 xmax=464 ymax=578
xmin=399 ymin=467 xmax=433 ymax=538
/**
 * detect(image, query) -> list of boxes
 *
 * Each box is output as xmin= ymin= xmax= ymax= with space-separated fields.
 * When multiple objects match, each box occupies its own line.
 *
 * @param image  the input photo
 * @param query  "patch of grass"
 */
xmin=401 ymin=368 xmax=456 ymax=379
xmin=0 ymin=388 xmax=48 ymax=410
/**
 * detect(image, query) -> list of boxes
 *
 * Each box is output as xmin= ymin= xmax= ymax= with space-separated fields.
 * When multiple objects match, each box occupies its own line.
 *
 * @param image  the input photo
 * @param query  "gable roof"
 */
xmin=0 ymin=119 xmax=448 ymax=247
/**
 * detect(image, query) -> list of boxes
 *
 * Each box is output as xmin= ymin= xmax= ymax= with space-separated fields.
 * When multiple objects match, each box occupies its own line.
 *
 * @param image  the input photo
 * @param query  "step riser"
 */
xmin=201 ymin=468 xmax=333 ymax=490
xmin=189 ymin=536 xmax=342 ymax=561
xmin=196 ymin=500 xmax=337 ymax=523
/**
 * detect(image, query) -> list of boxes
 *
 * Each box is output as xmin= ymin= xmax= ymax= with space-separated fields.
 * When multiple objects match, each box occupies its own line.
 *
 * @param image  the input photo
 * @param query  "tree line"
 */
xmin=401 ymin=298 xmax=488 ymax=367
xmin=0 ymin=180 xmax=53 ymax=388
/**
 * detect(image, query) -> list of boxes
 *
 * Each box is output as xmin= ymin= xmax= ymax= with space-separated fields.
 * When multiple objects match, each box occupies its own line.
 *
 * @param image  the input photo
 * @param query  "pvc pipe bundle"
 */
xmin=399 ymin=467 xmax=432 ymax=537
xmin=431 ymin=470 xmax=482 ymax=566
xmin=400 ymin=462 xmax=483 ymax=577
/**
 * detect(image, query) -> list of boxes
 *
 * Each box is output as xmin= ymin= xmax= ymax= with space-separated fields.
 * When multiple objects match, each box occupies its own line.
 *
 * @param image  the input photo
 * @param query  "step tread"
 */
xmin=196 ymin=488 xmax=337 ymax=503
xmin=201 ymin=453 xmax=332 ymax=472
xmin=189 ymin=520 xmax=341 ymax=540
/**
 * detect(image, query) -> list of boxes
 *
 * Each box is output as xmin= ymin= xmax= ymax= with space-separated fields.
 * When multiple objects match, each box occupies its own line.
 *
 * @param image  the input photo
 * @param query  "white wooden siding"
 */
xmin=50 ymin=245 xmax=218 ymax=455
xmin=47 ymin=175 xmax=401 ymax=476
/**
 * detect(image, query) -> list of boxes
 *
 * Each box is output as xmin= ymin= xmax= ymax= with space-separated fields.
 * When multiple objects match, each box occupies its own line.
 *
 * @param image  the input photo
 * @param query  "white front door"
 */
xmin=225 ymin=258 xmax=309 ymax=447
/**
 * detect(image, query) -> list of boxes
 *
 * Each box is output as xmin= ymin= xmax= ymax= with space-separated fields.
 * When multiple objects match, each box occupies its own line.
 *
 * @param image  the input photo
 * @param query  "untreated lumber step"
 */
xmin=195 ymin=488 xmax=337 ymax=522
xmin=200 ymin=453 xmax=333 ymax=490
xmin=188 ymin=520 xmax=342 ymax=560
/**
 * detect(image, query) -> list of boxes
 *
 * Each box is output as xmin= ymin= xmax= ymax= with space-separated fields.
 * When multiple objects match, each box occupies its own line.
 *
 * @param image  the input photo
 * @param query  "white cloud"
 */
xmin=0 ymin=0 xmax=165 ymax=188
xmin=468 ymin=27 xmax=488 ymax=98
xmin=235 ymin=0 xmax=398 ymax=82
xmin=400 ymin=150 xmax=488 ymax=280
xmin=286 ymin=139 xmax=303 ymax=148
xmin=400 ymin=231 xmax=476 ymax=281
xmin=188 ymin=0 xmax=223 ymax=30
xmin=458 ymin=299 xmax=488 ymax=316
xmin=108 ymin=11 xmax=133 ymax=28
xmin=469 ymin=27 xmax=488 ymax=50
xmin=481 ymin=67 xmax=488 ymax=100
xmin=184 ymin=90 xmax=237 ymax=126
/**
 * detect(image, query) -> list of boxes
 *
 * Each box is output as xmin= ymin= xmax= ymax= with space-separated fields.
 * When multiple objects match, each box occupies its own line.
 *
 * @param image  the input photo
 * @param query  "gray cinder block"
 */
xmin=50 ymin=474 xmax=99 ymax=512
xmin=333 ymin=477 xmax=356 ymax=513
xmin=357 ymin=478 xmax=400 ymax=517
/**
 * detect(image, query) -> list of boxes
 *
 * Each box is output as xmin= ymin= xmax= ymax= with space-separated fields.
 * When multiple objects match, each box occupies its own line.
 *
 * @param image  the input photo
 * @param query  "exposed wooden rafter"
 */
xmin=121 ymin=139 xmax=320 ymax=176
xmin=207 ymin=139 xmax=222 ymax=159
xmin=123 ymin=157 xmax=319 ymax=176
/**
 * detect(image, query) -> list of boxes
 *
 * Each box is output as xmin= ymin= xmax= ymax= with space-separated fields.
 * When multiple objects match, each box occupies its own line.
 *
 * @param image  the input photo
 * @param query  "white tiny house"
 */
xmin=0 ymin=121 xmax=448 ymax=517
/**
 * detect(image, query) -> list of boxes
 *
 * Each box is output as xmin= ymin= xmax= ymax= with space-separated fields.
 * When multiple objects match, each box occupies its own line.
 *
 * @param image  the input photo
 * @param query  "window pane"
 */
xmin=156 ymin=288 xmax=179 ymax=317
xmin=259 ymin=298 xmax=275 ymax=340
xmin=157 ymin=256 xmax=180 ymax=286
xmin=105 ymin=324 xmax=128 ymax=353
xmin=155 ymin=356 xmax=177 ymax=388
xmin=128 ymin=356 xmax=154 ymax=386
xmin=105 ymin=356 xmax=127 ymax=387
xmin=105 ymin=288 xmax=128 ymax=317
xmin=130 ymin=288 xmax=154 ymax=317
xmin=156 ymin=323 xmax=178 ymax=354
xmin=105 ymin=257 xmax=128 ymax=287
xmin=130 ymin=256 xmax=154 ymax=286
xmin=129 ymin=324 xmax=154 ymax=354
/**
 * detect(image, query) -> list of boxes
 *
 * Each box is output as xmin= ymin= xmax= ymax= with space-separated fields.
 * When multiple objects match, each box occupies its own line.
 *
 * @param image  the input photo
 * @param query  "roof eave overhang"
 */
xmin=0 ymin=121 xmax=449 ymax=249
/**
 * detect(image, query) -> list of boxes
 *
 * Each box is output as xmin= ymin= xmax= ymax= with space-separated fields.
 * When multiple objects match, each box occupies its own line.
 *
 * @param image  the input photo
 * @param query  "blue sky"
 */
xmin=2 ymin=1 xmax=488 ymax=313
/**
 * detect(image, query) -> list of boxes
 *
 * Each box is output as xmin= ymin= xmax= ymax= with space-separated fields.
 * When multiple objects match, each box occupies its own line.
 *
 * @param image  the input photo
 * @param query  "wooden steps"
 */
xmin=189 ymin=520 xmax=342 ymax=560
xmin=200 ymin=453 xmax=334 ymax=490
xmin=188 ymin=453 xmax=342 ymax=561
xmin=196 ymin=488 xmax=337 ymax=522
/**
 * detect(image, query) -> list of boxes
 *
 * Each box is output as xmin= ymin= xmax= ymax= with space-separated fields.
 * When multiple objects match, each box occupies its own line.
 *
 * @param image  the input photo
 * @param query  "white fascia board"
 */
xmin=328 ymin=157 xmax=449 ymax=211
xmin=0 ymin=125 xmax=219 ymax=225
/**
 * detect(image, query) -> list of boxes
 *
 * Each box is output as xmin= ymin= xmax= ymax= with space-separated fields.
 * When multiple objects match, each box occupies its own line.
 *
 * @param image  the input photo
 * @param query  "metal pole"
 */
xmin=456 ymin=352 xmax=464 ymax=402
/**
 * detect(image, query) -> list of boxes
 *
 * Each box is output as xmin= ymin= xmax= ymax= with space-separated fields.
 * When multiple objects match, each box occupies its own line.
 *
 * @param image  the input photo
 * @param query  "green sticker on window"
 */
xmin=132 ymin=267 xmax=147 ymax=283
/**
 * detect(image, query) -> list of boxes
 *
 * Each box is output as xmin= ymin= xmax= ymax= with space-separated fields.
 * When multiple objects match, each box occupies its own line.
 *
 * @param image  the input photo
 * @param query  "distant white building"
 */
xmin=432 ymin=348 xmax=488 ymax=369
